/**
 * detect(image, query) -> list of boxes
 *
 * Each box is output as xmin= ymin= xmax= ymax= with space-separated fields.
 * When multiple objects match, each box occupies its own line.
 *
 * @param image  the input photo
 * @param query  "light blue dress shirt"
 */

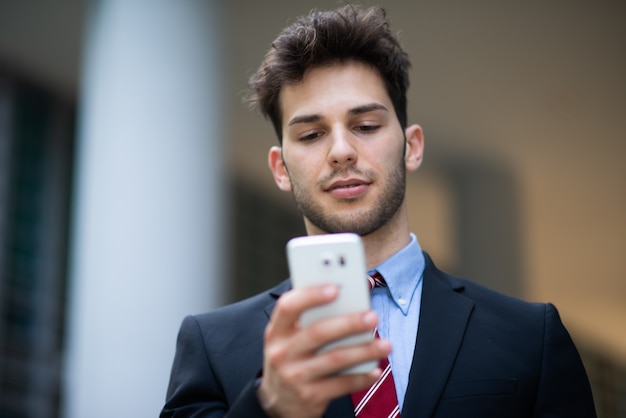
xmin=368 ymin=233 xmax=424 ymax=411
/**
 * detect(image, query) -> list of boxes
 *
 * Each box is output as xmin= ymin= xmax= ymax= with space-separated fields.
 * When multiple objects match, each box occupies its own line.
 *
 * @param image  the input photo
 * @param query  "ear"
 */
xmin=404 ymin=124 xmax=424 ymax=172
xmin=268 ymin=146 xmax=292 ymax=192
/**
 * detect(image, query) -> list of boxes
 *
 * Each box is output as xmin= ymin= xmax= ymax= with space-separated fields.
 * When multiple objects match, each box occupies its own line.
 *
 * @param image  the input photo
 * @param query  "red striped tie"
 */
xmin=350 ymin=273 xmax=401 ymax=417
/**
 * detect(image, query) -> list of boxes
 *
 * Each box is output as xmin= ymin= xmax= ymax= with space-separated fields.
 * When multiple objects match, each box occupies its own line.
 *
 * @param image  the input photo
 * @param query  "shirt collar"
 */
xmin=368 ymin=233 xmax=425 ymax=314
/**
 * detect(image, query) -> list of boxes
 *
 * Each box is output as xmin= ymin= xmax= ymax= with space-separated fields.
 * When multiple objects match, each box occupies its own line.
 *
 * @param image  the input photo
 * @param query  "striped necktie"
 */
xmin=350 ymin=272 xmax=401 ymax=417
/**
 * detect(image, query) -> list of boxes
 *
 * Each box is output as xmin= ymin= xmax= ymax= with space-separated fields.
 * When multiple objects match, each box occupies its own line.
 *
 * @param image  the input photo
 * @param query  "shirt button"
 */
xmin=398 ymin=298 xmax=407 ymax=306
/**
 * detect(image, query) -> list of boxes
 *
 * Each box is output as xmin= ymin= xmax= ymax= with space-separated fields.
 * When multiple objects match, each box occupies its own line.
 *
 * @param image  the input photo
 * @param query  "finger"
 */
xmin=267 ymin=285 xmax=339 ymax=337
xmin=305 ymin=367 xmax=385 ymax=402
xmin=274 ymin=309 xmax=378 ymax=359
xmin=298 ymin=310 xmax=379 ymax=353
xmin=302 ymin=337 xmax=392 ymax=380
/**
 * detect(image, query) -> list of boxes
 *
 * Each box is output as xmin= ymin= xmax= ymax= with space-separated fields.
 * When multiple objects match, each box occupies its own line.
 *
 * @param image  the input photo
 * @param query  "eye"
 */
xmin=299 ymin=131 xmax=323 ymax=142
xmin=355 ymin=124 xmax=380 ymax=133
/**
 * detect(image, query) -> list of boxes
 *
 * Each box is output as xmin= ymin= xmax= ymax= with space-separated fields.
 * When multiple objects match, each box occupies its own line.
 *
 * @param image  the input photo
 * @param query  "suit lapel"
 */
xmin=401 ymin=255 xmax=474 ymax=417
xmin=263 ymin=279 xmax=291 ymax=318
xmin=325 ymin=396 xmax=355 ymax=418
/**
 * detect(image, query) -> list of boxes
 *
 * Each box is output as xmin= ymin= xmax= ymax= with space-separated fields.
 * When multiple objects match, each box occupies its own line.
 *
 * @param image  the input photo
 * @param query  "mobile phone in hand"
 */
xmin=286 ymin=233 xmax=377 ymax=374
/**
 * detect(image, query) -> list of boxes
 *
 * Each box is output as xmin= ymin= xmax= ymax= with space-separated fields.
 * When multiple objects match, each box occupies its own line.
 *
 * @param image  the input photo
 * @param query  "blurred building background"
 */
xmin=0 ymin=0 xmax=624 ymax=417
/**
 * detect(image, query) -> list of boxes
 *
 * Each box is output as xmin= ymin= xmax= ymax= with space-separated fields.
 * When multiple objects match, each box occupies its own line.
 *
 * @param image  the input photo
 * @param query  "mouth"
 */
xmin=325 ymin=178 xmax=371 ymax=199
xmin=327 ymin=178 xmax=368 ymax=190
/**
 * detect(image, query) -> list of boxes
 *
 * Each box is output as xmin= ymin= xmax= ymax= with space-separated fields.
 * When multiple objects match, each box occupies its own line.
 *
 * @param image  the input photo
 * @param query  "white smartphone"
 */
xmin=286 ymin=233 xmax=377 ymax=374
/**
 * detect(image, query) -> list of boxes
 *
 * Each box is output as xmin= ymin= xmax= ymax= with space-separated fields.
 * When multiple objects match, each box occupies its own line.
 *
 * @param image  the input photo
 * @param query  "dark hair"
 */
xmin=246 ymin=4 xmax=411 ymax=142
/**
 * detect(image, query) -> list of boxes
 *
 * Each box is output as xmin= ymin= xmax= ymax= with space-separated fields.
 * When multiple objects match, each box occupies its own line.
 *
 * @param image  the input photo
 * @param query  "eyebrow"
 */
xmin=288 ymin=114 xmax=321 ymax=126
xmin=348 ymin=103 xmax=389 ymax=116
xmin=287 ymin=102 xmax=389 ymax=126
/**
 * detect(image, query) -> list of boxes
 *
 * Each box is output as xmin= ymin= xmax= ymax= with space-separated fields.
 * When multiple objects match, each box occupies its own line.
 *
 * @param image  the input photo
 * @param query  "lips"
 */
xmin=326 ymin=178 xmax=371 ymax=199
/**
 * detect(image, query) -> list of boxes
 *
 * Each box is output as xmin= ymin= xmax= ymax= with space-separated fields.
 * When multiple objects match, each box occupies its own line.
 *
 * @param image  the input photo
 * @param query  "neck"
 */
xmin=360 ymin=204 xmax=411 ymax=269
xmin=303 ymin=203 xmax=412 ymax=270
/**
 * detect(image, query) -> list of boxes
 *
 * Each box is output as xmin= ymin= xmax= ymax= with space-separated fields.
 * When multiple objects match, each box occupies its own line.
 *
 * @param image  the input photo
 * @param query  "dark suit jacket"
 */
xmin=161 ymin=254 xmax=596 ymax=417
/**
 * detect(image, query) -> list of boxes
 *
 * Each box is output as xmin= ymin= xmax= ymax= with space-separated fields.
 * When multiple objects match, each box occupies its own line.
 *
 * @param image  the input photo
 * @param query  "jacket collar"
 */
xmin=263 ymin=279 xmax=291 ymax=318
xmin=401 ymin=253 xmax=474 ymax=417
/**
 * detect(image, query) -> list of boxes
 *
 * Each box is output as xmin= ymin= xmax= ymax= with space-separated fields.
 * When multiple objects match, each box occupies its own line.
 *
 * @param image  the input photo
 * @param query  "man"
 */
xmin=161 ymin=5 xmax=596 ymax=417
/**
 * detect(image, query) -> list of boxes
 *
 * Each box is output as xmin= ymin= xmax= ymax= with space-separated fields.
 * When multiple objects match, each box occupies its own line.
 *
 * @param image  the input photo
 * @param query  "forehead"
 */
xmin=279 ymin=61 xmax=392 ymax=123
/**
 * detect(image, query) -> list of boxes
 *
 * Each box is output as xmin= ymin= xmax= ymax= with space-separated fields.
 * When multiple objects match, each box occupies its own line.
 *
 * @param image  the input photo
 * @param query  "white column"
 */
xmin=63 ymin=2 xmax=227 ymax=417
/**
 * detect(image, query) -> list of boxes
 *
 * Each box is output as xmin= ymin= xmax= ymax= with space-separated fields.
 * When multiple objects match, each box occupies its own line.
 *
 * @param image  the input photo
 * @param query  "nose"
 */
xmin=327 ymin=127 xmax=357 ymax=167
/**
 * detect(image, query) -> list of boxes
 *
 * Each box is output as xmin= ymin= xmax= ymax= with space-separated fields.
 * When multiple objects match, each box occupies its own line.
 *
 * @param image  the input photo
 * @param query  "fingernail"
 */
xmin=376 ymin=339 xmax=391 ymax=352
xmin=363 ymin=311 xmax=377 ymax=325
xmin=321 ymin=284 xmax=338 ymax=297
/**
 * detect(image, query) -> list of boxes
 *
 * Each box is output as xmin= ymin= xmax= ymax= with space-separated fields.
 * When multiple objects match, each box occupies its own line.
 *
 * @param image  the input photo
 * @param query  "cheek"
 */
xmin=366 ymin=145 xmax=400 ymax=169
xmin=284 ymin=150 xmax=319 ymax=182
xmin=285 ymin=165 xmax=309 ymax=190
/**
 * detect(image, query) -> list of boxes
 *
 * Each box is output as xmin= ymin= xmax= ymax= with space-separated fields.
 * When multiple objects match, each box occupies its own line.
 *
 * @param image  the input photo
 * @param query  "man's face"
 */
xmin=270 ymin=61 xmax=416 ymax=236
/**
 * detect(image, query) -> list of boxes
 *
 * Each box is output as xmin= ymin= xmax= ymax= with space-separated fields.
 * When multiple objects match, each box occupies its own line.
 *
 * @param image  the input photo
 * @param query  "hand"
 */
xmin=257 ymin=284 xmax=391 ymax=418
